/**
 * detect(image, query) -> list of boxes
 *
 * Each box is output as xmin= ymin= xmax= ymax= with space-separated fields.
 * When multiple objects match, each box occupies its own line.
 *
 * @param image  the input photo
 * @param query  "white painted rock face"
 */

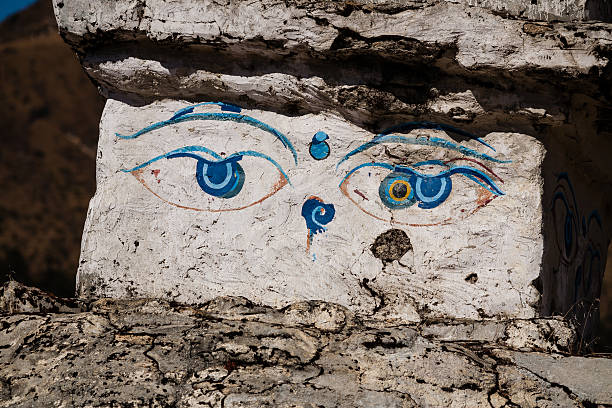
xmin=78 ymin=99 xmax=544 ymax=321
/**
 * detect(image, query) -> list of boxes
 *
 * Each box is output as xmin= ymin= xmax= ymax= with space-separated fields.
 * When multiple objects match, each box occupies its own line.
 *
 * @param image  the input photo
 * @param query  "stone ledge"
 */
xmin=0 ymin=282 xmax=610 ymax=407
xmin=53 ymin=0 xmax=612 ymax=74
xmin=51 ymin=0 xmax=612 ymax=132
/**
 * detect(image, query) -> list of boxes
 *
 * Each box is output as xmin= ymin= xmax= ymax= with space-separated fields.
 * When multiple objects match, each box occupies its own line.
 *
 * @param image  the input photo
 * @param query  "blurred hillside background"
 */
xmin=0 ymin=0 xmax=104 ymax=295
xmin=0 ymin=0 xmax=611 ymax=352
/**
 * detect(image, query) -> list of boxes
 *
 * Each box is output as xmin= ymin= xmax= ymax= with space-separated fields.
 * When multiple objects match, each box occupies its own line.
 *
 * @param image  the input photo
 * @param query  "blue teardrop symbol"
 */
xmin=309 ymin=131 xmax=330 ymax=160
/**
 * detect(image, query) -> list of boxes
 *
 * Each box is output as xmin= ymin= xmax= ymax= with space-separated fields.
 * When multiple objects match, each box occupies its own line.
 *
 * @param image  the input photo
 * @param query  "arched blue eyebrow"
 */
xmin=115 ymin=102 xmax=298 ymax=165
xmin=119 ymin=146 xmax=222 ymax=172
xmin=336 ymin=134 xmax=510 ymax=169
xmin=119 ymin=146 xmax=292 ymax=186
xmin=379 ymin=122 xmax=495 ymax=152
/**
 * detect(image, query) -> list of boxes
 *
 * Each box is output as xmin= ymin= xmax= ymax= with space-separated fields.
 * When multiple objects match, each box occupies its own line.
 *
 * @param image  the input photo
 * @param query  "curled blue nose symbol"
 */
xmin=301 ymin=196 xmax=335 ymax=250
xmin=309 ymin=131 xmax=330 ymax=160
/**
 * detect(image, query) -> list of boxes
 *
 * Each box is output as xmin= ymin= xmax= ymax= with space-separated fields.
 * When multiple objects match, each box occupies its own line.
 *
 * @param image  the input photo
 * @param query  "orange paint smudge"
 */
xmin=476 ymin=188 xmax=494 ymax=207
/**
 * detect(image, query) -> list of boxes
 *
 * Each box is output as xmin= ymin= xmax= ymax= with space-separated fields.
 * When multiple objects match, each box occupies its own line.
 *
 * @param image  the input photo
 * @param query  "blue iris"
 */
xmin=379 ymin=173 xmax=416 ymax=209
xmin=408 ymin=174 xmax=452 ymax=210
xmin=166 ymin=152 xmax=245 ymax=198
xmin=195 ymin=156 xmax=245 ymax=198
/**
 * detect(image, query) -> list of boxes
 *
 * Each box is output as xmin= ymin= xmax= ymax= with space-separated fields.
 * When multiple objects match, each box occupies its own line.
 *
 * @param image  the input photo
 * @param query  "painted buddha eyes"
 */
xmin=336 ymin=127 xmax=510 ymax=226
xmin=119 ymin=104 xmax=508 ymax=223
xmin=122 ymin=147 xmax=291 ymax=212
xmin=339 ymin=161 xmax=505 ymax=225
xmin=379 ymin=170 xmax=455 ymax=210
xmin=117 ymin=103 xmax=297 ymax=212
xmin=340 ymin=159 xmax=504 ymax=223
xmin=377 ymin=162 xmax=504 ymax=210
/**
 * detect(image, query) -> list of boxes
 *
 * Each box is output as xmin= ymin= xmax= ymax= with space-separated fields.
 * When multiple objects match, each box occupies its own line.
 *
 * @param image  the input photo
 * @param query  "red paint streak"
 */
xmin=151 ymin=169 xmax=161 ymax=184
xmin=444 ymin=158 xmax=504 ymax=183
xmin=354 ymin=189 xmax=368 ymax=201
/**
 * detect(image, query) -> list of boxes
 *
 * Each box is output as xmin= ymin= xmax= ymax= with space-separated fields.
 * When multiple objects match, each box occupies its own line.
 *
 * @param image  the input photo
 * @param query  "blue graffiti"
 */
xmin=551 ymin=173 xmax=606 ymax=303
xmin=302 ymin=197 xmax=335 ymax=243
xmin=116 ymin=102 xmax=298 ymax=165
xmin=309 ymin=131 xmax=330 ymax=160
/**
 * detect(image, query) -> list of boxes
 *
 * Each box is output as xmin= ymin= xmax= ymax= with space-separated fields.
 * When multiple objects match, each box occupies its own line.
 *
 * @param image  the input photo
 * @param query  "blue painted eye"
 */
xmin=379 ymin=171 xmax=453 ymax=209
xmin=340 ymin=161 xmax=504 ymax=223
xmin=195 ymin=157 xmax=245 ymax=199
xmin=164 ymin=152 xmax=246 ymax=199
xmin=122 ymin=146 xmax=292 ymax=212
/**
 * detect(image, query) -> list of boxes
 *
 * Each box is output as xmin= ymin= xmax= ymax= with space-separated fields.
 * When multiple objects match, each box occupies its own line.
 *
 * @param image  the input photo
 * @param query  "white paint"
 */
xmin=77 ymin=99 xmax=545 ymax=322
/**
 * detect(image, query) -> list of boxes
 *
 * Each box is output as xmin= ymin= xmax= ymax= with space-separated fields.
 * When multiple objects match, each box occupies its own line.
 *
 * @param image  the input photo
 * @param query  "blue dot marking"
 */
xmin=309 ymin=131 xmax=330 ymax=160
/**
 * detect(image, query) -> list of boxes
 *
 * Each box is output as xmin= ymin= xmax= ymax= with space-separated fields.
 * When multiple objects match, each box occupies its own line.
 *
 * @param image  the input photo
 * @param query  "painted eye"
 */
xmin=116 ymin=103 xmax=297 ymax=213
xmin=123 ymin=147 xmax=290 ymax=212
xmin=340 ymin=160 xmax=504 ymax=226
xmin=551 ymin=174 xmax=579 ymax=260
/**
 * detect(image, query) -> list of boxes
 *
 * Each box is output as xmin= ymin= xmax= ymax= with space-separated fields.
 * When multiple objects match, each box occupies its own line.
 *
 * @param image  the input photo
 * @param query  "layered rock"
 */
xmin=1 ymin=281 xmax=611 ymax=407
xmin=50 ymin=1 xmax=612 ymax=339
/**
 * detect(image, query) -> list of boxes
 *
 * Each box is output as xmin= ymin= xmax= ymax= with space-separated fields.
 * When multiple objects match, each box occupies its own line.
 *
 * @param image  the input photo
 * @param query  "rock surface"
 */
xmin=77 ymin=99 xmax=544 ymax=323
xmin=0 ymin=282 xmax=610 ymax=407
xmin=50 ymin=0 xmax=612 ymax=332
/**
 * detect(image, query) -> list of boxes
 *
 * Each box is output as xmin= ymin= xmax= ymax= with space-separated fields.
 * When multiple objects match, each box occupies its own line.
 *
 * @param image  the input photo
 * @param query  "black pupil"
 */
xmin=392 ymin=182 xmax=408 ymax=199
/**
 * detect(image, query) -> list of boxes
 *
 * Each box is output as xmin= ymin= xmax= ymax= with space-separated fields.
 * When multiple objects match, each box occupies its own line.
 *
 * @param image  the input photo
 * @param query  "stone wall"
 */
xmin=1 ymin=281 xmax=611 ymax=407
xmin=50 ymin=0 xmax=612 ymax=334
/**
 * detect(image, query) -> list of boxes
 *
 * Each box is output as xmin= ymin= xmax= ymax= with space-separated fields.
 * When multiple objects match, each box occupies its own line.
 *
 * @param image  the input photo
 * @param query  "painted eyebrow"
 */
xmin=119 ymin=146 xmax=292 ymax=186
xmin=379 ymin=122 xmax=496 ymax=152
xmin=336 ymin=134 xmax=511 ymax=168
xmin=115 ymin=102 xmax=298 ymax=165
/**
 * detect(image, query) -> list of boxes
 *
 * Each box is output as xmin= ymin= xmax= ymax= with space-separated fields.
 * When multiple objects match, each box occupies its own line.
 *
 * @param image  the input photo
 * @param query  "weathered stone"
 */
xmin=446 ymin=0 xmax=612 ymax=22
xmin=49 ymin=0 xmax=612 ymax=336
xmin=0 ymin=283 xmax=610 ymax=407
xmin=0 ymin=280 xmax=83 ymax=314
xmin=78 ymin=98 xmax=544 ymax=323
